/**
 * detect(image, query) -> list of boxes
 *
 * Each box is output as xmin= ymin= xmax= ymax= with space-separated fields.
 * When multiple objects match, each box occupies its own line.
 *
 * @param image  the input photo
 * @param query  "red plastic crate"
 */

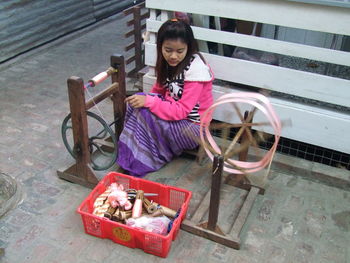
xmin=77 ymin=172 xmax=192 ymax=258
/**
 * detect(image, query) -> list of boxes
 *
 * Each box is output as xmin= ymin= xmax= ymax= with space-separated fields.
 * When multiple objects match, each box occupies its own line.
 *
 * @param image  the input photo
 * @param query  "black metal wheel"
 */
xmin=61 ymin=111 xmax=118 ymax=171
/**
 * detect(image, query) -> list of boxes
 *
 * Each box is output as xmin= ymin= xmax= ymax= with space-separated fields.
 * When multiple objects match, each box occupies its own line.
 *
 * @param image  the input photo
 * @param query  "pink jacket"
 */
xmin=145 ymin=54 xmax=214 ymax=123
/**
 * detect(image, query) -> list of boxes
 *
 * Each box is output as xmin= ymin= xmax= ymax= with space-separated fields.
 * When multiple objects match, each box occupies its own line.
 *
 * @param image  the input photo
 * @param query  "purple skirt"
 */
xmin=117 ymin=104 xmax=199 ymax=177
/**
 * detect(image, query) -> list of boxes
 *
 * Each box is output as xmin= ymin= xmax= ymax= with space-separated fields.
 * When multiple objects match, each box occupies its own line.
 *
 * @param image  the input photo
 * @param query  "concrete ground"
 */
xmin=1 ymin=12 xmax=350 ymax=263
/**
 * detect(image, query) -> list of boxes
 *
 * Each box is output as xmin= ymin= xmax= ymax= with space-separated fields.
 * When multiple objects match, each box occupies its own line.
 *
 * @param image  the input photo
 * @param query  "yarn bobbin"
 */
xmin=200 ymin=92 xmax=282 ymax=175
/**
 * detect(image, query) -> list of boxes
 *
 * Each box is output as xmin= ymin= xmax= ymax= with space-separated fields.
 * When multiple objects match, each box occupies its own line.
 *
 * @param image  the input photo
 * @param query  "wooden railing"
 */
xmin=123 ymin=2 xmax=150 ymax=77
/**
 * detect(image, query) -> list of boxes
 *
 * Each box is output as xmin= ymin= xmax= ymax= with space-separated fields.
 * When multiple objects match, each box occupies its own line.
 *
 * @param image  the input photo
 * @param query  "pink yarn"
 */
xmin=200 ymin=92 xmax=281 ymax=174
xmin=107 ymin=183 xmax=132 ymax=210
xmin=91 ymin=71 xmax=109 ymax=86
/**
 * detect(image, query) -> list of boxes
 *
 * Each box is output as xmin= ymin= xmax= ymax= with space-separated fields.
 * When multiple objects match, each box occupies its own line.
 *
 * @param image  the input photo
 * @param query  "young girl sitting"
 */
xmin=117 ymin=19 xmax=214 ymax=177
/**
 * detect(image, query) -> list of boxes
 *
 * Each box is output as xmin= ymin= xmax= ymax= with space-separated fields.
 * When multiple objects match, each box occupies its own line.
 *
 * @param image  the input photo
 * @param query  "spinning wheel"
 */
xmin=200 ymin=92 xmax=281 ymax=175
xmin=182 ymin=92 xmax=281 ymax=249
xmin=57 ymin=54 xmax=126 ymax=188
xmin=61 ymin=111 xmax=118 ymax=171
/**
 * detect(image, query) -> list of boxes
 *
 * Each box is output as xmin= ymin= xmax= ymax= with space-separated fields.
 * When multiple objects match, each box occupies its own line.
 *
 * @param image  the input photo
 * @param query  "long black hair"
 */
xmin=155 ymin=19 xmax=201 ymax=85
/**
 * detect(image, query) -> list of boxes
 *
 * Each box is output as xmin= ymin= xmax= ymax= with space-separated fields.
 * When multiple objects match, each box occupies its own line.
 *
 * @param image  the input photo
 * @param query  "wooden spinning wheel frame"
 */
xmin=181 ymin=93 xmax=281 ymax=249
xmin=57 ymin=54 xmax=126 ymax=188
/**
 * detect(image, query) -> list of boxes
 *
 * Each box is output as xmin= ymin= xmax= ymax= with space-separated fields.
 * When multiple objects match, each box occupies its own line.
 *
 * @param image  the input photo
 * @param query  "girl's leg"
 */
xmin=117 ymin=105 xmax=199 ymax=177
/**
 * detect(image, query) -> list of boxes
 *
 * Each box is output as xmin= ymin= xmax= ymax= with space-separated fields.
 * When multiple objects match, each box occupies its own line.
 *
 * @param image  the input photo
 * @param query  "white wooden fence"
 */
xmin=143 ymin=0 xmax=350 ymax=154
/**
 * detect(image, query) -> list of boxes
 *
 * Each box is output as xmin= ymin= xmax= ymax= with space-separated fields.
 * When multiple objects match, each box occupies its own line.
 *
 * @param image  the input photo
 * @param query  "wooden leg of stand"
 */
xmin=57 ymin=76 xmax=99 ymax=187
xmin=181 ymin=219 xmax=240 ymax=249
xmin=196 ymin=144 xmax=207 ymax=165
xmin=207 ymin=155 xmax=224 ymax=232
xmin=230 ymin=186 xmax=260 ymax=239
xmin=111 ymin=54 xmax=126 ymax=141
xmin=57 ymin=163 xmax=97 ymax=189
xmin=238 ymin=110 xmax=250 ymax=162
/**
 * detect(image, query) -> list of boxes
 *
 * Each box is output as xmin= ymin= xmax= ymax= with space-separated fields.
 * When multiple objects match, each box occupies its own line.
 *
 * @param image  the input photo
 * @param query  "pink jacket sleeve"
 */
xmin=145 ymin=81 xmax=204 ymax=121
xmin=150 ymin=82 xmax=166 ymax=96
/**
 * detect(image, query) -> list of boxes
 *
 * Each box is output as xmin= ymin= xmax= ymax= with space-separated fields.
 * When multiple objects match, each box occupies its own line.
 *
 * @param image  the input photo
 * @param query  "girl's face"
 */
xmin=161 ymin=39 xmax=188 ymax=67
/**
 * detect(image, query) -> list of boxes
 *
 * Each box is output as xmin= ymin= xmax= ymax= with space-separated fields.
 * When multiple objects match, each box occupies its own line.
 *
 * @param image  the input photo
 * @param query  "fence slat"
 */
xmin=125 ymin=29 xmax=135 ymax=38
xmin=126 ymin=55 xmax=136 ymax=64
xmin=124 ymin=1 xmax=145 ymax=15
xmin=145 ymin=42 xmax=350 ymax=108
xmin=141 ymin=11 xmax=150 ymax=20
xmin=146 ymin=0 xmax=350 ymax=35
xmin=147 ymin=19 xmax=350 ymax=66
xmin=125 ymin=42 xmax=136 ymax=51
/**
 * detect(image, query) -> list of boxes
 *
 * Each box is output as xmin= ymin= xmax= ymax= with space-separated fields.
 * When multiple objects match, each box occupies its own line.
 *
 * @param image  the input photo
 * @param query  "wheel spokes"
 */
xmin=204 ymin=103 xmax=274 ymax=170
xmin=61 ymin=111 xmax=118 ymax=171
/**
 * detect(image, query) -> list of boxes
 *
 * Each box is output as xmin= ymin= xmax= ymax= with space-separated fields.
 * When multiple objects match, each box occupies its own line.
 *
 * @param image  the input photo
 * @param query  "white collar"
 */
xmin=184 ymin=54 xmax=213 ymax=82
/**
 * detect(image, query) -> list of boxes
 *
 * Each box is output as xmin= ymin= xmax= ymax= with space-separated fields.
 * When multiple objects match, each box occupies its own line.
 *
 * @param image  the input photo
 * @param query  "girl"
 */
xmin=117 ymin=19 xmax=214 ymax=177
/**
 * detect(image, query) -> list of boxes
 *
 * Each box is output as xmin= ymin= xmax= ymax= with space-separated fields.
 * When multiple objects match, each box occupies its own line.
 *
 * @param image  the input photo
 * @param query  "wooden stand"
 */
xmin=181 ymin=111 xmax=266 ymax=249
xmin=181 ymin=156 xmax=264 ymax=249
xmin=57 ymin=54 xmax=126 ymax=188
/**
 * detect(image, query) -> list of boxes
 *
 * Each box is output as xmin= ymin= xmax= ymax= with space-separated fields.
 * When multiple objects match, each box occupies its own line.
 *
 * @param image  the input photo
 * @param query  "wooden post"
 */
xmin=207 ymin=155 xmax=224 ymax=231
xmin=134 ymin=5 xmax=142 ymax=73
xmin=57 ymin=77 xmax=98 ymax=188
xmin=238 ymin=111 xmax=250 ymax=161
xmin=111 ymin=54 xmax=126 ymax=140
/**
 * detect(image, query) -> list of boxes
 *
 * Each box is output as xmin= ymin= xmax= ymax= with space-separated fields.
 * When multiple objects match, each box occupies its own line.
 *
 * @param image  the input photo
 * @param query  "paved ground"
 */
xmin=1 ymin=12 xmax=350 ymax=263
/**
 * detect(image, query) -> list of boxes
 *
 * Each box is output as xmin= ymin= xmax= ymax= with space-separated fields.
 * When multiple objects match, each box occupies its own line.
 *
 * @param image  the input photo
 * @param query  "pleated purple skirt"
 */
xmin=117 ymin=104 xmax=199 ymax=177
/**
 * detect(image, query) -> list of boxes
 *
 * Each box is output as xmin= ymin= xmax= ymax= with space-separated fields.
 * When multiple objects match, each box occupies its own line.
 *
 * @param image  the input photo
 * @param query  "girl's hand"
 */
xmin=125 ymin=94 xmax=146 ymax=108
